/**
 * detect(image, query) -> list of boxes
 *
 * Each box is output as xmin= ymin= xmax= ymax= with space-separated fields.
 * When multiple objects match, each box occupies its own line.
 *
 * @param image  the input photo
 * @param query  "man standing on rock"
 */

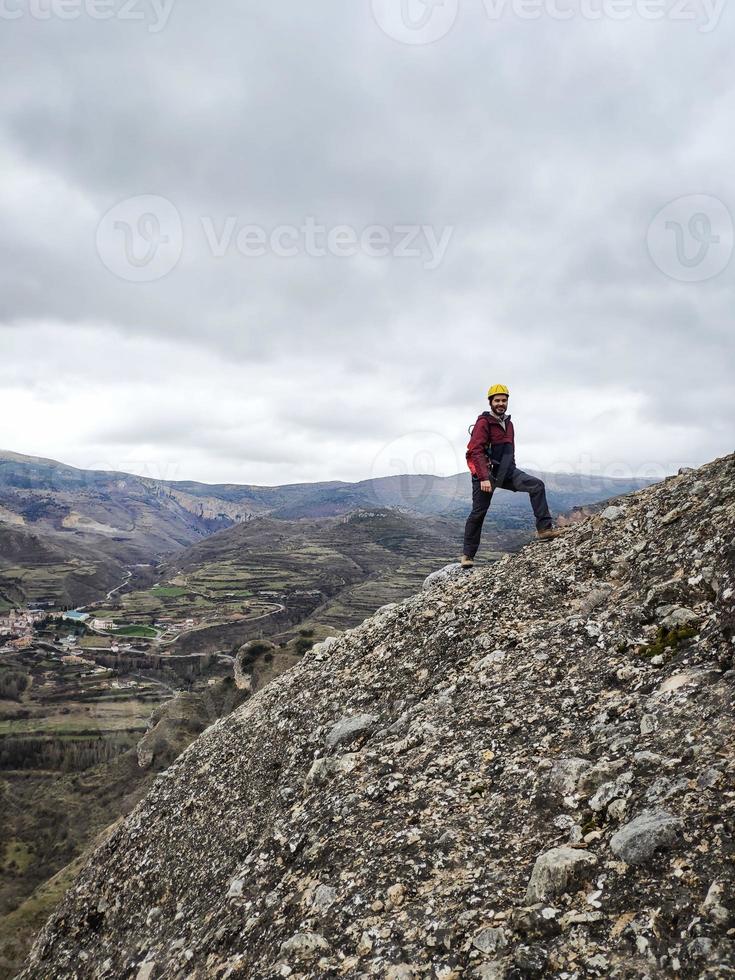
xmin=460 ymin=384 xmax=563 ymax=567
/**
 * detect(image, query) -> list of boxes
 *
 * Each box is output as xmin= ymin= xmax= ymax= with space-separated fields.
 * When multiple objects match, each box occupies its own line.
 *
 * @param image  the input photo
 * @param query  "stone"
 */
xmin=509 ymin=905 xmax=559 ymax=939
xmin=600 ymin=505 xmax=626 ymax=520
xmin=475 ymin=650 xmax=506 ymax=671
xmin=577 ymin=759 xmax=627 ymax=796
xmin=639 ymin=713 xmax=657 ymax=735
xmin=687 ymin=937 xmax=714 ymax=960
xmin=661 ymin=505 xmax=690 ymax=525
xmin=312 ymin=884 xmax=337 ymax=912
xmin=386 ymin=966 xmax=417 ymax=980
xmin=548 ymin=757 xmax=591 ymax=796
xmin=607 ymin=798 xmax=627 ymax=821
xmin=589 ymin=772 xmax=632 ymax=811
xmin=311 ymin=636 xmax=339 ymax=656
xmin=470 ymin=964 xmax=506 ymax=980
xmin=227 ymin=878 xmax=244 ymax=898
xmin=658 ymin=605 xmax=699 ymax=628
xmin=423 ymin=563 xmax=466 ymax=590
xmin=387 ymin=882 xmax=406 ymax=907
xmin=279 ymin=932 xmax=330 ymax=962
xmin=552 ymin=814 xmax=575 ymax=830
xmin=697 ymin=767 xmax=722 ymax=789
xmin=513 ymin=944 xmax=548 ymax=977
xmin=700 ymin=880 xmax=731 ymax=925
xmin=525 ymin=846 xmax=598 ymax=903
xmin=610 ymin=809 xmax=682 ymax=865
xmin=376 ymin=603 xmax=398 ymax=615
xmin=325 ymin=714 xmax=379 ymax=752
xmin=471 ymin=926 xmax=507 ymax=954
xmin=577 ymin=587 xmax=613 ymax=615
xmin=655 ymin=671 xmax=707 ymax=696
xmin=305 ymin=752 xmax=360 ymax=785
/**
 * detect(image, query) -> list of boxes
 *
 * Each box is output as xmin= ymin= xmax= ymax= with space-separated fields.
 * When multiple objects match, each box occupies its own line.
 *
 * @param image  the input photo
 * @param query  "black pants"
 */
xmin=462 ymin=468 xmax=552 ymax=558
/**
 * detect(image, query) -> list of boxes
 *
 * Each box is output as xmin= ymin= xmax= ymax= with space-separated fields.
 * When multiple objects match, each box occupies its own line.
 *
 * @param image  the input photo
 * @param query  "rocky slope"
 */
xmin=17 ymin=453 xmax=735 ymax=979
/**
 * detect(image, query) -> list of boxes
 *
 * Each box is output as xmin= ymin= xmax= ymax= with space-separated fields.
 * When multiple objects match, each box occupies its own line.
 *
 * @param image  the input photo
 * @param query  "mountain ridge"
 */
xmin=17 ymin=452 xmax=735 ymax=978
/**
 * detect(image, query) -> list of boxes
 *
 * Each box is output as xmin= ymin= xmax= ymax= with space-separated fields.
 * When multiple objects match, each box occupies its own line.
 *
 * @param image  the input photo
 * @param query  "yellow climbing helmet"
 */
xmin=487 ymin=384 xmax=510 ymax=398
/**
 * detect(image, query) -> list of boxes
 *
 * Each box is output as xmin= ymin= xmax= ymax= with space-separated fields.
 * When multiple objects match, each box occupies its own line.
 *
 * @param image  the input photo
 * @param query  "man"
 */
xmin=460 ymin=384 xmax=563 ymax=567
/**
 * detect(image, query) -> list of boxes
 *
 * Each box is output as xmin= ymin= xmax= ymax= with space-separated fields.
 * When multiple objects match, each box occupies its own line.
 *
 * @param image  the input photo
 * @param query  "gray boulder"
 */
xmin=658 ymin=605 xmax=699 ymax=628
xmin=422 ymin=563 xmax=466 ymax=590
xmin=525 ymin=846 xmax=598 ymax=903
xmin=325 ymin=713 xmax=379 ymax=752
xmin=610 ymin=808 xmax=682 ymax=865
xmin=471 ymin=927 xmax=507 ymax=954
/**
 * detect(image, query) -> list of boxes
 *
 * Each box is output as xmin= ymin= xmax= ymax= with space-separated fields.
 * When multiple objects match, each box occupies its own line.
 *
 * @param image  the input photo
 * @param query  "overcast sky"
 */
xmin=0 ymin=0 xmax=733 ymax=487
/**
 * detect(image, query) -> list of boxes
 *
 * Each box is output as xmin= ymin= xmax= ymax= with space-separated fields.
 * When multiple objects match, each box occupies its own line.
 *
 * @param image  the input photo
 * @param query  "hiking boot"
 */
xmin=537 ymin=527 xmax=564 ymax=541
xmin=459 ymin=554 xmax=475 ymax=568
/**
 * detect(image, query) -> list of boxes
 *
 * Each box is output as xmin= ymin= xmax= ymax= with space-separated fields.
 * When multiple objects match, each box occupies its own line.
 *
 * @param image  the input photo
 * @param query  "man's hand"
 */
xmin=480 ymin=479 xmax=494 ymax=493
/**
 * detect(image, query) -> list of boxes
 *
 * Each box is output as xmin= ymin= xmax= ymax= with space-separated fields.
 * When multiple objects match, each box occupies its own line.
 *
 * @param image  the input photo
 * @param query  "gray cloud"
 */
xmin=0 ymin=0 xmax=733 ymax=485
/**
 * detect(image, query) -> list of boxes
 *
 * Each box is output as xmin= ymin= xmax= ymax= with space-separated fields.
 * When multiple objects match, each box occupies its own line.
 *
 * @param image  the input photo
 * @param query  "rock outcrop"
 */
xmin=18 ymin=454 xmax=735 ymax=979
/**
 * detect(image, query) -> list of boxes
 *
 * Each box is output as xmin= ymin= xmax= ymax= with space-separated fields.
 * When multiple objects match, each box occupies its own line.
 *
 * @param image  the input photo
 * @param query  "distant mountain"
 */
xmin=266 ymin=470 xmax=660 ymax=522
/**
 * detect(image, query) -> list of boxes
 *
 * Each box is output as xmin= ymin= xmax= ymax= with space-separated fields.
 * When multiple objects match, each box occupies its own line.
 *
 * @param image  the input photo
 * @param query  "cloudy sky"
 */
xmin=1 ymin=0 xmax=733 ymax=487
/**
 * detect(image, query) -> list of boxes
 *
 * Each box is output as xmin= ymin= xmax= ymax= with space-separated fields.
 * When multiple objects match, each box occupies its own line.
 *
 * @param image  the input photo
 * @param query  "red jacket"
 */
xmin=465 ymin=412 xmax=516 ymax=481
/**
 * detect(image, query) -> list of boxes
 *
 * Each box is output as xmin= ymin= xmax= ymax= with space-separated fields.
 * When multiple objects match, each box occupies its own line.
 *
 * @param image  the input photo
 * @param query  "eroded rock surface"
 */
xmin=18 ymin=453 xmax=735 ymax=978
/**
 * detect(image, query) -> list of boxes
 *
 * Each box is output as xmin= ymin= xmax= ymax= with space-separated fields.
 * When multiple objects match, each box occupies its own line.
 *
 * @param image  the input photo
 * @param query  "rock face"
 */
xmin=18 ymin=454 xmax=735 ymax=979
xmin=135 ymin=683 xmax=249 ymax=771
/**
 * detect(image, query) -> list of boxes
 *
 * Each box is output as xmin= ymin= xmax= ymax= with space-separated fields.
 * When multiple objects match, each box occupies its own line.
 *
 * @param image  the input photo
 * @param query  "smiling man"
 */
xmin=460 ymin=384 xmax=563 ymax=567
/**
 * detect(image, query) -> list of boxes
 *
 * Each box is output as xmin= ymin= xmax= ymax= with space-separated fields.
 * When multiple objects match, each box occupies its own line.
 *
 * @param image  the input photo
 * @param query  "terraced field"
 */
xmin=155 ymin=509 xmax=520 ymax=643
xmin=87 ymin=510 xmax=476 ymax=647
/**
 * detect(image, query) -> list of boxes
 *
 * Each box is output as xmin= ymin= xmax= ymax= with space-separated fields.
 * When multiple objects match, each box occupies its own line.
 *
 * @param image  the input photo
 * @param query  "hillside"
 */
xmin=169 ymin=509 xmax=477 ymax=634
xmin=0 ymin=520 xmax=128 ymax=611
xmin=84 ymin=509 xmax=474 ymax=656
xmin=17 ymin=453 xmax=734 ymax=978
